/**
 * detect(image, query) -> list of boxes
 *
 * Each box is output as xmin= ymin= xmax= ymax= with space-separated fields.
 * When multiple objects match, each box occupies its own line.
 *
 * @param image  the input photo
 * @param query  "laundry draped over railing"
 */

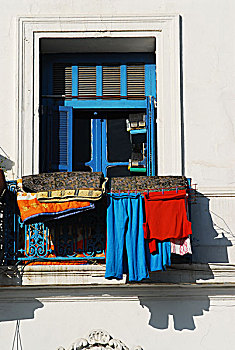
xmin=2 ymin=172 xmax=192 ymax=272
xmin=17 ymin=172 xmax=107 ymax=223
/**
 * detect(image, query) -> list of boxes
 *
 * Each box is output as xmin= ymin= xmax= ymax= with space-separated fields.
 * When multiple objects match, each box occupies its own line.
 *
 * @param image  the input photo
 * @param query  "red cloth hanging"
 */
xmin=143 ymin=190 xmax=192 ymax=248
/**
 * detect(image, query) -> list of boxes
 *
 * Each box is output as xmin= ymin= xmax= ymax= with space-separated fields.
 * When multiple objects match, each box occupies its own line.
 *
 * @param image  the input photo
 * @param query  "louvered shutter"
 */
xmin=53 ymin=63 xmax=72 ymax=98
xmin=127 ymin=65 xmax=145 ymax=99
xmin=78 ymin=66 xmax=96 ymax=98
xmin=102 ymin=66 xmax=121 ymax=98
xmin=48 ymin=106 xmax=73 ymax=172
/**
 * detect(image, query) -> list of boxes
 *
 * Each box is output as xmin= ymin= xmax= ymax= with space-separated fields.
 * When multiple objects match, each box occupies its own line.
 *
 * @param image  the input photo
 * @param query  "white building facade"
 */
xmin=1 ymin=1 xmax=235 ymax=349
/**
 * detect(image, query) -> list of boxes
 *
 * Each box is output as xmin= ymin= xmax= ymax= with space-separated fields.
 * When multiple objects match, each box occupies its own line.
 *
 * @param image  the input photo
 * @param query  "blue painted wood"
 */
xmin=146 ymin=98 xmax=150 ymax=176
xmin=86 ymin=119 xmax=102 ymax=172
xmin=150 ymin=96 xmax=156 ymax=175
xmin=100 ymin=119 xmax=129 ymax=176
xmin=41 ymin=53 xmax=157 ymax=174
xmin=58 ymin=106 xmax=73 ymax=172
xmin=65 ymin=99 xmax=146 ymax=109
xmin=96 ymin=66 xmax=103 ymax=96
xmin=42 ymin=53 xmax=156 ymax=103
xmin=145 ymin=64 xmax=156 ymax=97
xmin=130 ymin=128 xmax=147 ymax=135
xmin=145 ymin=96 xmax=156 ymax=176
xmin=120 ymin=65 xmax=127 ymax=96
xmin=72 ymin=65 xmax=78 ymax=97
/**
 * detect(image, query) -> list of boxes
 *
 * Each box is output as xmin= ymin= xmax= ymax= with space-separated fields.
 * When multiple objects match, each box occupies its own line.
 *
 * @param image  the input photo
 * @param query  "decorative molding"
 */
xmin=58 ymin=330 xmax=143 ymax=350
xmin=17 ymin=14 xmax=181 ymax=177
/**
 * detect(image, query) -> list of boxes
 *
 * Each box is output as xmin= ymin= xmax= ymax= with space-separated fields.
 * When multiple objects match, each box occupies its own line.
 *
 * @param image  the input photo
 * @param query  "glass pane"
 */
xmin=107 ymin=116 xmax=131 ymax=162
xmin=73 ymin=112 xmax=91 ymax=171
xmin=107 ymin=166 xmax=131 ymax=177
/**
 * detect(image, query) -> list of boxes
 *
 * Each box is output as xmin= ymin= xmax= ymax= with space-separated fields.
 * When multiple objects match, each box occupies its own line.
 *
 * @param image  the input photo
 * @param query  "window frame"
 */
xmin=16 ymin=15 xmax=182 ymax=177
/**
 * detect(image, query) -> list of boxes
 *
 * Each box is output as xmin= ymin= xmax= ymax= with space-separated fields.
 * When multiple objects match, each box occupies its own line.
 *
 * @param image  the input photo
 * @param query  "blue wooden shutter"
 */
xmin=146 ymin=96 xmax=156 ymax=176
xmin=49 ymin=106 xmax=73 ymax=172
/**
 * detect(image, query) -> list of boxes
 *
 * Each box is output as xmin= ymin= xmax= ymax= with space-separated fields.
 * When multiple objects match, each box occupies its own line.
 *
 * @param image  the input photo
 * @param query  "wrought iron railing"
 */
xmin=2 ymin=181 xmax=106 ymax=265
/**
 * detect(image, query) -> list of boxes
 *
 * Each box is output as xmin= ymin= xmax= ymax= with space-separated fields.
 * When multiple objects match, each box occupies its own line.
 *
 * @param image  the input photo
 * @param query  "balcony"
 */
xmin=0 ymin=177 xmax=216 ymax=287
xmin=1 ymin=181 xmax=106 ymax=265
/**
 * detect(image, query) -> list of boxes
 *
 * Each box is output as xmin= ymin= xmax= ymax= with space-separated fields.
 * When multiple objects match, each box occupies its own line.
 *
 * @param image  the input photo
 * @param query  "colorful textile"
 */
xmin=143 ymin=190 xmax=192 ymax=241
xmin=36 ymin=188 xmax=104 ymax=203
xmin=105 ymin=193 xmax=149 ymax=282
xmin=36 ymin=177 xmax=107 ymax=203
xmin=22 ymin=171 xmax=104 ymax=193
xmin=17 ymin=191 xmax=94 ymax=223
xmin=109 ymin=176 xmax=188 ymax=192
xmin=171 ymin=236 xmax=192 ymax=255
xmin=145 ymin=240 xmax=171 ymax=271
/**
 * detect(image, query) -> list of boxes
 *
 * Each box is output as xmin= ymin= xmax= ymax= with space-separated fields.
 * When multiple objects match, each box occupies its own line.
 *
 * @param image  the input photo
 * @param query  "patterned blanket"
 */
xmin=17 ymin=179 xmax=95 ymax=223
xmin=22 ymin=171 xmax=104 ymax=192
xmin=109 ymin=176 xmax=189 ymax=192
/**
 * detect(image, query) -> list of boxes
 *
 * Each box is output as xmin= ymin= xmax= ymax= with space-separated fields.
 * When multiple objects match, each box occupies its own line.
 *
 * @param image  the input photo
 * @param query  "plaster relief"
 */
xmin=58 ymin=330 xmax=143 ymax=350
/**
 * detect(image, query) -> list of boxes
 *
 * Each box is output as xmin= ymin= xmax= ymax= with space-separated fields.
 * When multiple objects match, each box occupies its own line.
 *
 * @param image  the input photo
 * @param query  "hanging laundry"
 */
xmin=35 ymin=177 xmax=107 ymax=203
xmin=171 ymin=236 xmax=192 ymax=256
xmin=105 ymin=192 xmax=149 ymax=282
xmin=36 ymin=188 xmax=104 ymax=203
xmin=143 ymin=189 xmax=192 ymax=242
xmin=145 ymin=240 xmax=171 ymax=271
xmin=22 ymin=171 xmax=104 ymax=193
xmin=17 ymin=185 xmax=94 ymax=224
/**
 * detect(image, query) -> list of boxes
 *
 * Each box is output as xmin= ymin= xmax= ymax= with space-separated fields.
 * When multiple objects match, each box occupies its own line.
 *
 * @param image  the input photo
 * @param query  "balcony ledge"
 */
xmin=1 ymin=263 xmax=235 ymax=287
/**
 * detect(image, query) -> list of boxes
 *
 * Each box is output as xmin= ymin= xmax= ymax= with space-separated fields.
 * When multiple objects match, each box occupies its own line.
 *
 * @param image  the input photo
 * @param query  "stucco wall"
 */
xmin=0 ymin=1 xmax=235 ymax=349
xmin=0 ymin=286 xmax=235 ymax=350
xmin=0 ymin=0 xmax=235 ymax=187
xmin=0 ymin=0 xmax=234 ymax=261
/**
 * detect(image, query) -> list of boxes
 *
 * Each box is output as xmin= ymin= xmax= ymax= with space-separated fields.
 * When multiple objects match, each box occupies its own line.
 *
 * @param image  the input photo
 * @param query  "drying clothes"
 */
xmin=143 ymin=189 xmax=192 ymax=241
xmin=36 ymin=178 xmax=108 ymax=203
xmin=17 ymin=191 xmax=94 ymax=223
xmin=105 ymin=192 xmax=149 ymax=282
xmin=145 ymin=240 xmax=171 ymax=271
xmin=36 ymin=188 xmax=104 ymax=203
xmin=22 ymin=171 xmax=104 ymax=192
xmin=109 ymin=176 xmax=188 ymax=193
xmin=171 ymin=236 xmax=192 ymax=255
xmin=147 ymin=238 xmax=163 ymax=254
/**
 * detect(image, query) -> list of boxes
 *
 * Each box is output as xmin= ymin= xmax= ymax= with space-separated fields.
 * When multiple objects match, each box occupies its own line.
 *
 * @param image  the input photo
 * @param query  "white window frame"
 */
xmin=16 ymin=15 xmax=182 ymax=177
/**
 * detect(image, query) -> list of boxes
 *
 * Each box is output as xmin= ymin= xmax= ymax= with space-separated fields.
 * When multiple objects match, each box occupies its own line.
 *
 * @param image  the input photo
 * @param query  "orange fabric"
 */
xmin=143 ymin=190 xmax=192 ymax=242
xmin=17 ymin=192 xmax=92 ymax=222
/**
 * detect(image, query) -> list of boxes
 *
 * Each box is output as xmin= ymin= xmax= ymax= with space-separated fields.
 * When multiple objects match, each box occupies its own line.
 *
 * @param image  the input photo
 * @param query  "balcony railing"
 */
xmin=2 ymin=181 xmax=106 ymax=265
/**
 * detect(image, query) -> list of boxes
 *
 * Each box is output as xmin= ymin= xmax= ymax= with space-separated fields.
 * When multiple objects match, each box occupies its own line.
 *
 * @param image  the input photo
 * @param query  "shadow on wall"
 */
xmin=0 ymin=298 xmax=43 ymax=349
xmin=0 ymin=293 xmax=43 ymax=322
xmin=139 ymin=297 xmax=209 ymax=331
xmin=0 ymin=154 xmax=15 ymax=172
xmin=191 ymin=192 xmax=232 ymax=263
xmin=139 ymin=191 xmax=232 ymax=331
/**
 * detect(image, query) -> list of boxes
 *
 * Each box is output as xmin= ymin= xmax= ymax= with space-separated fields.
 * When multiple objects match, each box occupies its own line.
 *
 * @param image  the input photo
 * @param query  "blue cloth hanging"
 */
xmin=145 ymin=240 xmax=171 ymax=271
xmin=105 ymin=192 xmax=149 ymax=281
